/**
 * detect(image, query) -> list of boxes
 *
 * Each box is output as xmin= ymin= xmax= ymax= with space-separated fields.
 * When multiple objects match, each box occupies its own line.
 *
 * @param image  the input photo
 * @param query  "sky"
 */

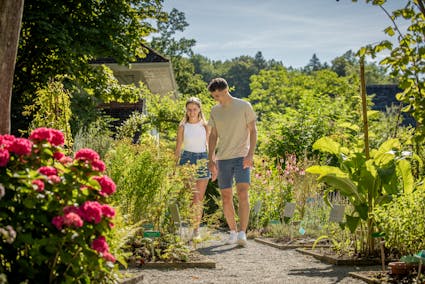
xmin=162 ymin=0 xmax=406 ymax=68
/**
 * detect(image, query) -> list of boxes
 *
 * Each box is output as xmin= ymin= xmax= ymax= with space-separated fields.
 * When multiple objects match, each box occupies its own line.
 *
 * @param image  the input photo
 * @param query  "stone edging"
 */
xmin=296 ymin=248 xmax=383 ymax=266
xmin=120 ymin=273 xmax=144 ymax=284
xmin=254 ymin=237 xmax=330 ymax=250
xmin=139 ymin=260 xmax=216 ymax=269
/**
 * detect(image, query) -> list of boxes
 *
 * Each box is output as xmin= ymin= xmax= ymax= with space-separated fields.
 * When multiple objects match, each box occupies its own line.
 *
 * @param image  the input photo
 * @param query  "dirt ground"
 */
xmin=128 ymin=231 xmax=380 ymax=284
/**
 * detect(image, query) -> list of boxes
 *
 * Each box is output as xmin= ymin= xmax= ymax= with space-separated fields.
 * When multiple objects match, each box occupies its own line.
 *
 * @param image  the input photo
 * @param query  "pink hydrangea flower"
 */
xmin=91 ymin=159 xmax=106 ymax=172
xmin=0 ymin=134 xmax=15 ymax=150
xmin=53 ymin=151 xmax=65 ymax=160
xmin=38 ymin=166 xmax=58 ymax=176
xmin=52 ymin=216 xmax=64 ymax=230
xmin=63 ymin=212 xmax=83 ymax=228
xmin=102 ymin=252 xmax=116 ymax=263
xmin=50 ymin=129 xmax=65 ymax=146
xmin=0 ymin=149 xmax=10 ymax=167
xmin=101 ymin=204 xmax=115 ymax=218
xmin=29 ymin=127 xmax=64 ymax=146
xmin=80 ymin=201 xmax=103 ymax=224
xmin=91 ymin=236 xmax=109 ymax=254
xmin=63 ymin=205 xmax=81 ymax=215
xmin=74 ymin=148 xmax=100 ymax=162
xmin=93 ymin=175 xmax=116 ymax=196
xmin=32 ymin=179 xmax=45 ymax=192
xmin=48 ymin=175 xmax=61 ymax=184
xmin=59 ymin=156 xmax=73 ymax=165
xmin=9 ymin=138 xmax=33 ymax=156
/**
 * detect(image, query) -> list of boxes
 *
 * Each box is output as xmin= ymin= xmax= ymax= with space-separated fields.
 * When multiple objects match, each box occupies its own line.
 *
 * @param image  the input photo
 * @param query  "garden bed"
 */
xmin=255 ymin=236 xmax=330 ymax=249
xmin=349 ymin=270 xmax=423 ymax=284
xmin=127 ymin=250 xmax=216 ymax=269
xmin=296 ymin=248 xmax=390 ymax=266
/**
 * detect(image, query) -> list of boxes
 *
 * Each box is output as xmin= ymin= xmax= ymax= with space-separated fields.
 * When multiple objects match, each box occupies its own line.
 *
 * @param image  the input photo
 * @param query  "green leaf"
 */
xmin=384 ymin=26 xmax=395 ymax=36
xmin=318 ymin=174 xmax=364 ymax=203
xmin=23 ymin=197 xmax=36 ymax=209
xmin=376 ymin=139 xmax=401 ymax=155
xmin=312 ymin=137 xmax=341 ymax=156
xmin=354 ymin=203 xmax=369 ymax=220
xmin=397 ymin=159 xmax=414 ymax=194
xmin=346 ymin=215 xmax=361 ymax=233
xmin=306 ymin=165 xmax=346 ymax=178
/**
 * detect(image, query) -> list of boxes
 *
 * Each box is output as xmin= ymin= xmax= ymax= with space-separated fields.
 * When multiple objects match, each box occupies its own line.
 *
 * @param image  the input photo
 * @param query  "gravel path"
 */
xmin=136 ymin=231 xmax=379 ymax=284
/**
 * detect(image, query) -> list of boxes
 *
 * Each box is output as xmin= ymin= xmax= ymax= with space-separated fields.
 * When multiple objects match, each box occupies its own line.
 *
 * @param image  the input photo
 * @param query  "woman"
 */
xmin=175 ymin=97 xmax=213 ymax=241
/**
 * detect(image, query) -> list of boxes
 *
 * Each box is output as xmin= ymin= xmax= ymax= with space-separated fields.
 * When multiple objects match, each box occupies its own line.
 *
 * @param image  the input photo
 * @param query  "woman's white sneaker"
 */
xmin=225 ymin=231 xmax=238 ymax=244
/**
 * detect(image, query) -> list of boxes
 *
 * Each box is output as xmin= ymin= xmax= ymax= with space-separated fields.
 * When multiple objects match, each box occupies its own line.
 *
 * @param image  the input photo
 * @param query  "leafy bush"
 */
xmin=105 ymin=137 xmax=192 ymax=231
xmin=73 ymin=118 xmax=115 ymax=160
xmin=0 ymin=128 xmax=118 ymax=283
xmin=373 ymin=182 xmax=425 ymax=257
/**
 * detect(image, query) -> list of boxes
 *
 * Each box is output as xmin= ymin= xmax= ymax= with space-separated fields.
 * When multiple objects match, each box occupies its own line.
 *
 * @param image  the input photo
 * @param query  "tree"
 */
xmin=13 ymin=0 xmax=165 ymax=134
xmin=0 ymin=0 xmax=24 ymax=134
xmin=150 ymin=8 xmax=196 ymax=58
xmin=355 ymin=0 xmax=425 ymax=140
xmin=304 ymin=53 xmax=324 ymax=73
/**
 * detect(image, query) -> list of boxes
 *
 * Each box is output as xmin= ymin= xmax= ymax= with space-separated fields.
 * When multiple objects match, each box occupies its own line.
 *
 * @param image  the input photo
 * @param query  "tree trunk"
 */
xmin=0 ymin=0 xmax=24 ymax=134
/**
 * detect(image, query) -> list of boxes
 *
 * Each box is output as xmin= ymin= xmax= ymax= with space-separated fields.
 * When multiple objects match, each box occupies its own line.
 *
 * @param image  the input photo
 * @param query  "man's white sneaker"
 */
xmin=225 ymin=231 xmax=238 ymax=245
xmin=237 ymin=231 xmax=247 ymax=247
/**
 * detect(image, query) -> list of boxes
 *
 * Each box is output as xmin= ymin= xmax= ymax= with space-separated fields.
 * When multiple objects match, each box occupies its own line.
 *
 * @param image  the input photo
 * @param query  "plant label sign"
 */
xmin=269 ymin=219 xmax=280 ymax=225
xmin=253 ymin=200 xmax=262 ymax=214
xmin=169 ymin=203 xmax=181 ymax=224
xmin=143 ymin=231 xmax=161 ymax=238
xmin=329 ymin=205 xmax=345 ymax=223
xmin=283 ymin=202 xmax=296 ymax=218
xmin=142 ymin=223 xmax=154 ymax=230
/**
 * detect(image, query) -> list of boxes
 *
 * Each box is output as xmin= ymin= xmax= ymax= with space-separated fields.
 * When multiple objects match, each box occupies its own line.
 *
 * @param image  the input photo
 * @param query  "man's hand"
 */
xmin=243 ymin=155 xmax=254 ymax=169
xmin=208 ymin=160 xmax=218 ymax=181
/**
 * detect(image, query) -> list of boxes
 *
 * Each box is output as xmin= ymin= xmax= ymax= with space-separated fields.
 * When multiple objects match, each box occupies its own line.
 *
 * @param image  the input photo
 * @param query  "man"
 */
xmin=207 ymin=78 xmax=257 ymax=247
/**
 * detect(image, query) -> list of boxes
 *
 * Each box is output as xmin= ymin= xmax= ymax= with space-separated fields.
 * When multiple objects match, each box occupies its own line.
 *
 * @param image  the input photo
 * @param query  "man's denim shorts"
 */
xmin=179 ymin=151 xmax=211 ymax=179
xmin=217 ymin=157 xmax=250 ymax=189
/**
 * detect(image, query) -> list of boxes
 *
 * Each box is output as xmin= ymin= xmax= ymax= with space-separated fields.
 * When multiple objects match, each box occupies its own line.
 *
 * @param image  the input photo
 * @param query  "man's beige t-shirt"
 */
xmin=208 ymin=97 xmax=256 ymax=160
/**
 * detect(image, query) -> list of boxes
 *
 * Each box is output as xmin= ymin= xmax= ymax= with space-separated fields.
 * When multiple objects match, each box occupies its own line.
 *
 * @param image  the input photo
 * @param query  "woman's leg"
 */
xmin=192 ymin=178 xmax=208 ymax=233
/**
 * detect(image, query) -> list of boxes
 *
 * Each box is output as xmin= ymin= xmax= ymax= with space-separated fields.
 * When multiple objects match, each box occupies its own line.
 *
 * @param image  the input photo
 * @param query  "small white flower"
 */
xmin=401 ymin=151 xmax=412 ymax=157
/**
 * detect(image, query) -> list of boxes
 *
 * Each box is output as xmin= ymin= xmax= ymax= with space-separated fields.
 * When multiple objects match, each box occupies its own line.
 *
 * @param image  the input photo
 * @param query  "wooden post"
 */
xmin=360 ymin=57 xmax=374 ymax=256
xmin=0 ymin=0 xmax=25 ymax=134
xmin=360 ymin=57 xmax=370 ymax=160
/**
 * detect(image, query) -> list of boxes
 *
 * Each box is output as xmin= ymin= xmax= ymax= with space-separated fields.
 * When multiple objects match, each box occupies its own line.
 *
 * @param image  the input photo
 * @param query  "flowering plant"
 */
xmin=0 ymin=128 xmax=117 ymax=283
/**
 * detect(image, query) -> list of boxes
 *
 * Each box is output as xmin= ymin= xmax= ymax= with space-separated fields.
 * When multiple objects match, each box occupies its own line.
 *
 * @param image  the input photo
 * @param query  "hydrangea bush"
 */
xmin=0 ymin=128 xmax=118 ymax=283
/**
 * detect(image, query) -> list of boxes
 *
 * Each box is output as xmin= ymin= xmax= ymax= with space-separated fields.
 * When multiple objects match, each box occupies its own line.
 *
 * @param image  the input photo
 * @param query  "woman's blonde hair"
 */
xmin=180 ymin=97 xmax=207 ymax=125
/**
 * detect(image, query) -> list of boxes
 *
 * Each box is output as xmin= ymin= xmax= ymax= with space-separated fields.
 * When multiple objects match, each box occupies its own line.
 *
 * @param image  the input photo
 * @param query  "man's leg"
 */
xmin=236 ymin=183 xmax=250 ymax=232
xmin=220 ymin=188 xmax=237 ymax=231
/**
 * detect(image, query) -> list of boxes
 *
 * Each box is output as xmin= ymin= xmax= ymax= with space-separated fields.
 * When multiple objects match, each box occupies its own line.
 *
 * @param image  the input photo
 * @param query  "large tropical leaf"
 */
xmin=396 ymin=159 xmax=414 ymax=194
xmin=312 ymin=137 xmax=341 ymax=156
xmin=306 ymin=165 xmax=347 ymax=178
xmin=354 ymin=203 xmax=369 ymax=220
xmin=346 ymin=215 xmax=361 ymax=233
xmin=318 ymin=174 xmax=364 ymax=203
xmin=376 ymin=139 xmax=401 ymax=156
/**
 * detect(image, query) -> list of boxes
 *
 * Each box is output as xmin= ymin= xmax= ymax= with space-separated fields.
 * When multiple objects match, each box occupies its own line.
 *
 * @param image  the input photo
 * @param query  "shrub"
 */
xmin=373 ymin=182 xmax=425 ymax=257
xmin=0 ymin=128 xmax=118 ymax=283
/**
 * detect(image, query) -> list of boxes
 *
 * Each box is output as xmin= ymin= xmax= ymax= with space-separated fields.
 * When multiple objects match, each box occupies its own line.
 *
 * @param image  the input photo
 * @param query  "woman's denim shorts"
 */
xmin=179 ymin=151 xmax=211 ymax=179
xmin=217 ymin=157 xmax=250 ymax=189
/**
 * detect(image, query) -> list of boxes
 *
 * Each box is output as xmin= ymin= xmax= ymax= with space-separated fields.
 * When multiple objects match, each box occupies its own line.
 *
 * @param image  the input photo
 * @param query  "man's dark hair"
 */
xmin=207 ymin=78 xmax=228 ymax=92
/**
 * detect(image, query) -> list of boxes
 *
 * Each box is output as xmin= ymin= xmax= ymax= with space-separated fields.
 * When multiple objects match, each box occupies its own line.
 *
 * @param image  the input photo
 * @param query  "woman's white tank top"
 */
xmin=183 ymin=121 xmax=207 ymax=153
